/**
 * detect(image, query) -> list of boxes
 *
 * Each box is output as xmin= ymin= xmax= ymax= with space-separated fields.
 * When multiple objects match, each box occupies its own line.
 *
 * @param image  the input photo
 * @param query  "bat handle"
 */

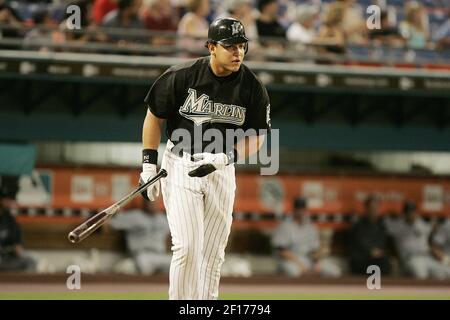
xmin=159 ymin=168 xmax=168 ymax=178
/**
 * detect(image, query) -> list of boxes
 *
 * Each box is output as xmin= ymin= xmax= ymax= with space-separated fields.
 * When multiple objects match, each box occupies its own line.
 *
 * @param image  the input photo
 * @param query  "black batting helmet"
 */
xmin=205 ymin=18 xmax=249 ymax=51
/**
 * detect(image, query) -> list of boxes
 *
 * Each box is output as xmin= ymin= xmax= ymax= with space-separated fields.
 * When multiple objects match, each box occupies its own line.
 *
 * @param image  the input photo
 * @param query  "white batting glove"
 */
xmin=188 ymin=152 xmax=235 ymax=177
xmin=192 ymin=152 xmax=230 ymax=170
xmin=139 ymin=163 xmax=160 ymax=201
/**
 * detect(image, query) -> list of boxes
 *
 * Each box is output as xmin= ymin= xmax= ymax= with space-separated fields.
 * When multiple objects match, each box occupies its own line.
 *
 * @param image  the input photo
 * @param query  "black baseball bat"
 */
xmin=68 ymin=169 xmax=167 ymax=244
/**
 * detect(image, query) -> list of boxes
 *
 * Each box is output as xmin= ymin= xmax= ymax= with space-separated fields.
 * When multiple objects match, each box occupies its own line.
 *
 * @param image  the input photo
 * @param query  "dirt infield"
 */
xmin=1 ymin=274 xmax=450 ymax=299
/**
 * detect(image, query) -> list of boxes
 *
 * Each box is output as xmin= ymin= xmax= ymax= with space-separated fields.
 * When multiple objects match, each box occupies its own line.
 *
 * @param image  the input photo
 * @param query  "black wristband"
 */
xmin=226 ymin=148 xmax=238 ymax=164
xmin=142 ymin=149 xmax=158 ymax=165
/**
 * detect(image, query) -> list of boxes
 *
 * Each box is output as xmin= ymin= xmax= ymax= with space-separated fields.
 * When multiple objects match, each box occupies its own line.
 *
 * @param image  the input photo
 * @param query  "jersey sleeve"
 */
xmin=243 ymin=77 xmax=271 ymax=133
xmin=109 ymin=210 xmax=144 ymax=231
xmin=144 ymin=69 xmax=176 ymax=119
xmin=272 ymin=222 xmax=292 ymax=250
xmin=308 ymin=226 xmax=320 ymax=252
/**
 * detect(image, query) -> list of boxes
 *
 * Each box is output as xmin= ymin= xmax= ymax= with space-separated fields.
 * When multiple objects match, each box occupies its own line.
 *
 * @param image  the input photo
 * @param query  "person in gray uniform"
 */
xmin=431 ymin=218 xmax=450 ymax=274
xmin=272 ymin=197 xmax=341 ymax=278
xmin=385 ymin=201 xmax=450 ymax=279
xmin=110 ymin=201 xmax=171 ymax=275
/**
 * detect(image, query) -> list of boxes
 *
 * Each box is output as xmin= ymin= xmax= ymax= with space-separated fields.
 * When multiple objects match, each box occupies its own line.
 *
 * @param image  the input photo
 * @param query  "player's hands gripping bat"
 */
xmin=139 ymin=163 xmax=160 ymax=201
xmin=68 ymin=169 xmax=167 ymax=244
xmin=188 ymin=150 xmax=237 ymax=177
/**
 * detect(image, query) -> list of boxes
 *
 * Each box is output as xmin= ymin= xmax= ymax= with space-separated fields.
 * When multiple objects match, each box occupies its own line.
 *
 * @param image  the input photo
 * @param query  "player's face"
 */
xmin=366 ymin=200 xmax=380 ymax=219
xmin=214 ymin=42 xmax=246 ymax=73
xmin=293 ymin=209 xmax=305 ymax=224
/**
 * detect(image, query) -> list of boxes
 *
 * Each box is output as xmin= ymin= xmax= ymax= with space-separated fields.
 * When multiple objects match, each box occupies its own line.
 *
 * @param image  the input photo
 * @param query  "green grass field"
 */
xmin=1 ymin=292 xmax=450 ymax=300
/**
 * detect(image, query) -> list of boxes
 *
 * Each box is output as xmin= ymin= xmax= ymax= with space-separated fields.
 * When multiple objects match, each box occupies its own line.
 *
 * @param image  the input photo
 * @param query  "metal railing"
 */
xmin=1 ymin=24 xmax=450 ymax=67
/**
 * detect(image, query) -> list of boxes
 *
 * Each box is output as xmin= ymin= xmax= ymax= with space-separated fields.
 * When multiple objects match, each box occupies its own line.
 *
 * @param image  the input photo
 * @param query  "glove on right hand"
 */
xmin=139 ymin=163 xmax=160 ymax=201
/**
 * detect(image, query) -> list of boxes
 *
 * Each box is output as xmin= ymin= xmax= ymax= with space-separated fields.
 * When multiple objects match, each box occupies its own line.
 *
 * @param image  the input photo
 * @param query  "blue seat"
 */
xmin=389 ymin=0 xmax=405 ymax=7
xmin=438 ymin=51 xmax=450 ymax=63
xmin=49 ymin=5 xmax=67 ymax=23
xmin=357 ymin=0 xmax=373 ymax=7
xmin=414 ymin=49 xmax=439 ymax=62
xmin=8 ymin=1 xmax=32 ymax=21
xmin=347 ymin=45 xmax=370 ymax=60
xmin=422 ymin=0 xmax=439 ymax=8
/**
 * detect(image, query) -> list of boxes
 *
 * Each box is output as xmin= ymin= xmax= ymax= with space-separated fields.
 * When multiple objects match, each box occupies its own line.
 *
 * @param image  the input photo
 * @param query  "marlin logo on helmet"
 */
xmin=231 ymin=21 xmax=242 ymax=36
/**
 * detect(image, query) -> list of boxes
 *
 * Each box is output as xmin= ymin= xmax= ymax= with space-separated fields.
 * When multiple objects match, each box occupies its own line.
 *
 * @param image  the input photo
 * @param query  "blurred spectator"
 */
xmin=141 ymin=0 xmax=178 ymax=46
xmin=102 ymin=0 xmax=146 ymax=44
xmin=272 ymin=197 xmax=342 ymax=278
xmin=368 ymin=10 xmax=405 ymax=47
xmin=431 ymin=219 xmax=450 ymax=274
xmin=347 ymin=195 xmax=391 ymax=276
xmin=218 ymin=0 xmax=258 ymax=41
xmin=255 ymin=0 xmax=286 ymax=48
xmin=0 ymin=0 xmax=25 ymax=49
xmin=316 ymin=2 xmax=345 ymax=54
xmin=432 ymin=9 xmax=450 ymax=50
xmin=93 ymin=0 xmax=118 ymax=25
xmin=385 ymin=201 xmax=449 ymax=279
xmin=23 ymin=8 xmax=65 ymax=51
xmin=286 ymin=4 xmax=319 ymax=44
xmin=0 ymin=194 xmax=37 ymax=272
xmin=67 ymin=0 xmax=96 ymax=31
xmin=399 ymin=1 xmax=430 ymax=49
xmin=110 ymin=201 xmax=171 ymax=275
xmin=177 ymin=0 xmax=210 ymax=53
xmin=61 ymin=0 xmax=108 ymax=46
xmin=141 ymin=0 xmax=177 ymax=31
xmin=335 ymin=0 xmax=367 ymax=44
xmin=215 ymin=0 xmax=260 ymax=57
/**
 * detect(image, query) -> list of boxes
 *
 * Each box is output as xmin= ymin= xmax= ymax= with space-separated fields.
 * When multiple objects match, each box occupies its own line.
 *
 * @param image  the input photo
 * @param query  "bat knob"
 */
xmin=68 ymin=232 xmax=80 ymax=244
xmin=160 ymin=169 xmax=168 ymax=178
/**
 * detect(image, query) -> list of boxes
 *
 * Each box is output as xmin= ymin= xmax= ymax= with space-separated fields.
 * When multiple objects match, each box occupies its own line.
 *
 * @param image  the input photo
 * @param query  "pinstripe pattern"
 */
xmin=199 ymin=167 xmax=235 ymax=299
xmin=161 ymin=144 xmax=235 ymax=300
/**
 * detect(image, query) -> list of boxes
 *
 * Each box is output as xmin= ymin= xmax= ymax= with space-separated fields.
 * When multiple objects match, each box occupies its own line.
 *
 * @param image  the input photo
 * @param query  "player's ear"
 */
xmin=207 ymin=42 xmax=216 ymax=55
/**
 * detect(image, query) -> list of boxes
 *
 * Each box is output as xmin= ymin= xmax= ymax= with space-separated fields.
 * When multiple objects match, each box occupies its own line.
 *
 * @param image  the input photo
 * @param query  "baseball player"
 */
xmin=109 ymin=201 xmax=171 ymax=275
xmin=272 ymin=197 xmax=341 ymax=278
xmin=140 ymin=17 xmax=271 ymax=300
xmin=431 ymin=219 xmax=450 ymax=276
xmin=385 ymin=201 xmax=450 ymax=279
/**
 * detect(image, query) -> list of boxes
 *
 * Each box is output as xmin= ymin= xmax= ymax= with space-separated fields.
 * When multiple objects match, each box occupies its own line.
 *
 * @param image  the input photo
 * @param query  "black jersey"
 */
xmin=144 ymin=56 xmax=271 ymax=154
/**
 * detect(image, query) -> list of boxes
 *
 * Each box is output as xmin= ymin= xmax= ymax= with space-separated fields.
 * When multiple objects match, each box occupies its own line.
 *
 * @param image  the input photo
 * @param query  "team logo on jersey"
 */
xmin=179 ymin=88 xmax=246 ymax=126
xmin=231 ymin=21 xmax=242 ymax=35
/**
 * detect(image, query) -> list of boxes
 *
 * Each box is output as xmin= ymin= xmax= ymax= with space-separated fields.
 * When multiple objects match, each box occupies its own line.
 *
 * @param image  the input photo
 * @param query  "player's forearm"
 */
xmin=279 ymin=249 xmax=307 ymax=270
xmin=279 ymin=249 xmax=299 ymax=262
xmin=14 ymin=244 xmax=23 ymax=256
xmin=142 ymin=109 xmax=164 ymax=150
xmin=431 ymin=244 xmax=445 ymax=260
xmin=235 ymin=134 xmax=265 ymax=160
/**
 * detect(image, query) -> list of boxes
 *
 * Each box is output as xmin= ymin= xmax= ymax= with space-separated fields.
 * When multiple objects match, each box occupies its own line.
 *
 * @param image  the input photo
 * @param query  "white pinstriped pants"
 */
xmin=161 ymin=145 xmax=236 ymax=300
